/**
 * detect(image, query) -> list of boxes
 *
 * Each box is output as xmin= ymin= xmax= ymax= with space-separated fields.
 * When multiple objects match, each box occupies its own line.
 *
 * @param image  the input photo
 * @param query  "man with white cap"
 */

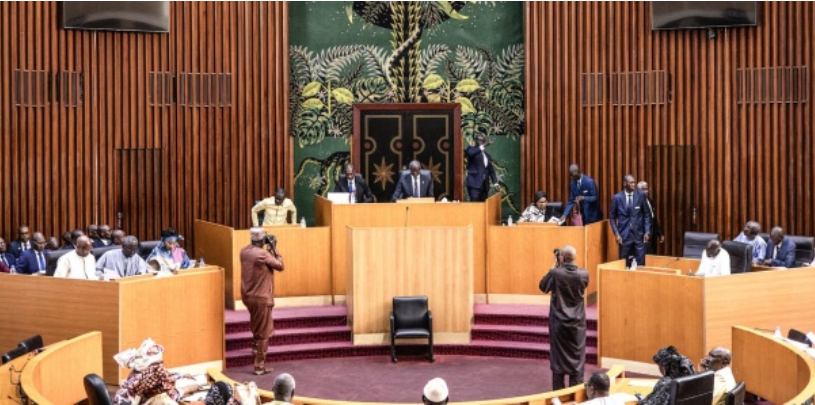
xmin=422 ymin=377 xmax=449 ymax=405
xmin=240 ymin=227 xmax=285 ymax=375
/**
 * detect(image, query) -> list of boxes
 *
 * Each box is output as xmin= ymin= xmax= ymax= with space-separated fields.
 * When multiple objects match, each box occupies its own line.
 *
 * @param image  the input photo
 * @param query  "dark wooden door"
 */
xmin=648 ymin=145 xmax=695 ymax=257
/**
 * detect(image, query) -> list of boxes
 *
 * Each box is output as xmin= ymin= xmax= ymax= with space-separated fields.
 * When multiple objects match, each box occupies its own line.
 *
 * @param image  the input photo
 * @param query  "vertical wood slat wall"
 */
xmin=0 ymin=2 xmax=290 ymax=251
xmin=525 ymin=2 xmax=814 ymax=255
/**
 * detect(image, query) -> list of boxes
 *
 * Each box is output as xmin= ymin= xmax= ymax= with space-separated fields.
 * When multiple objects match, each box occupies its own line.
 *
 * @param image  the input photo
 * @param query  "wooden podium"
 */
xmin=346 ymin=226 xmax=473 ymax=345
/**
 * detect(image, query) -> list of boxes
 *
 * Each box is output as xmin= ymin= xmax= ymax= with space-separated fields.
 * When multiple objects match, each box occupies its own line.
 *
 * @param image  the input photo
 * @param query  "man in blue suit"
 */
xmin=15 ymin=232 xmax=50 ymax=275
xmin=762 ymin=226 xmax=796 ymax=268
xmin=561 ymin=164 xmax=602 ymax=225
xmin=465 ymin=134 xmax=499 ymax=202
xmin=8 ymin=225 xmax=32 ymax=257
xmin=609 ymin=175 xmax=651 ymax=266
xmin=392 ymin=160 xmax=433 ymax=201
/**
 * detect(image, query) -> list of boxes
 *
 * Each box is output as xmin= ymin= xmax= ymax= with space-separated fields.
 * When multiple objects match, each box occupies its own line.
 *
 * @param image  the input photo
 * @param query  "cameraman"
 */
xmin=240 ymin=227 xmax=285 ymax=375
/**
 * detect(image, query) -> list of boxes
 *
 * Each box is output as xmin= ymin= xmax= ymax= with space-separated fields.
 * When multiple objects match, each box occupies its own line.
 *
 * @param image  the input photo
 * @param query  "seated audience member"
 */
xmin=15 ymin=232 xmax=50 ymax=275
xmin=518 ymin=190 xmax=562 ymax=224
xmin=638 ymin=346 xmax=696 ymax=405
xmin=112 ymin=229 xmax=126 ymax=246
xmin=580 ymin=372 xmax=623 ymax=405
xmin=96 ymin=236 xmax=148 ymax=278
xmin=0 ymin=237 xmax=17 ymax=272
xmin=93 ymin=224 xmax=113 ymax=247
xmin=112 ymin=338 xmax=202 ymax=405
xmin=54 ymin=236 xmax=97 ymax=279
xmin=8 ymin=225 xmax=32 ymax=257
xmin=694 ymin=240 xmax=730 ymax=277
xmin=422 ymin=377 xmax=449 ymax=405
xmin=392 ymin=160 xmax=433 ymax=201
xmin=700 ymin=346 xmax=737 ymax=405
xmin=270 ymin=373 xmax=296 ymax=405
xmin=87 ymin=224 xmax=100 ymax=244
xmin=252 ymin=188 xmax=298 ymax=226
xmin=334 ymin=163 xmax=374 ymax=203
xmin=46 ymin=236 xmax=60 ymax=250
xmin=762 ymin=226 xmax=796 ymax=268
xmin=62 ymin=229 xmax=85 ymax=250
xmin=60 ymin=231 xmax=73 ymax=249
xmin=733 ymin=221 xmax=767 ymax=264
xmin=146 ymin=228 xmax=191 ymax=269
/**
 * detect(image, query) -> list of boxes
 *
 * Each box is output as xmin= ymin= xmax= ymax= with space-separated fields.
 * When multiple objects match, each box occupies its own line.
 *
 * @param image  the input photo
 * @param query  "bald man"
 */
xmin=54 ymin=236 xmax=98 ymax=279
xmin=392 ymin=160 xmax=433 ymax=201
xmin=700 ymin=346 xmax=737 ymax=405
xmin=694 ymin=240 xmax=730 ymax=277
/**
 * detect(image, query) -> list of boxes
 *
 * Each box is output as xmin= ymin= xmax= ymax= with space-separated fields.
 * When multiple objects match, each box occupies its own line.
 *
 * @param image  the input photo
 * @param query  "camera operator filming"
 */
xmin=240 ymin=227 xmax=285 ymax=375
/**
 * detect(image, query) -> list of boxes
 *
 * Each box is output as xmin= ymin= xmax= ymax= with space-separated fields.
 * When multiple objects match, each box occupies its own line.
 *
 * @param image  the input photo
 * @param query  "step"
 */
xmin=470 ymin=324 xmax=598 ymax=346
xmin=225 ymin=306 xmax=347 ymax=334
xmin=225 ymin=326 xmax=351 ymax=351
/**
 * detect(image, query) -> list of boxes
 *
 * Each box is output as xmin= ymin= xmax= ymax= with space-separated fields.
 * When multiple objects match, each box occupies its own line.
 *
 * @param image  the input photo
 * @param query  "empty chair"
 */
xmin=668 ymin=370 xmax=715 ymax=405
xmin=721 ymin=241 xmax=753 ymax=274
xmin=390 ymin=296 xmax=434 ymax=363
xmin=1 ymin=346 xmax=28 ymax=364
xmin=788 ymin=328 xmax=811 ymax=346
xmin=139 ymin=240 xmax=161 ymax=260
xmin=725 ymin=381 xmax=746 ymax=405
xmin=787 ymin=235 xmax=814 ymax=267
xmin=17 ymin=335 xmax=43 ymax=353
xmin=84 ymin=373 xmax=113 ymax=405
xmin=683 ymin=232 xmax=720 ymax=259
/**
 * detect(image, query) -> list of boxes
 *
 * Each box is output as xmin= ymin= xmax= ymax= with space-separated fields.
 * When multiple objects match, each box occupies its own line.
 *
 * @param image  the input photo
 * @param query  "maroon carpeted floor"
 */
xmin=224 ymin=355 xmax=609 ymax=403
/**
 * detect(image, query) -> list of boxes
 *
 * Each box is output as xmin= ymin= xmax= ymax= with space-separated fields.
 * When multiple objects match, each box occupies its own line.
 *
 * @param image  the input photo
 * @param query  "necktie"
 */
xmin=627 ymin=194 xmax=632 ymax=208
xmin=482 ymin=151 xmax=488 ymax=168
xmin=37 ymin=252 xmax=45 ymax=271
xmin=24 ymin=241 xmax=30 ymax=251
xmin=413 ymin=178 xmax=419 ymax=197
xmin=773 ymin=245 xmax=779 ymax=259
xmin=578 ymin=179 xmax=582 ymax=189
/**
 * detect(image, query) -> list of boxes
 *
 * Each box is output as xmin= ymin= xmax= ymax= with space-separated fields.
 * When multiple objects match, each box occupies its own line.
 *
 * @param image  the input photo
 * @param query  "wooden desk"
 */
xmin=0 ymin=268 xmax=224 ymax=384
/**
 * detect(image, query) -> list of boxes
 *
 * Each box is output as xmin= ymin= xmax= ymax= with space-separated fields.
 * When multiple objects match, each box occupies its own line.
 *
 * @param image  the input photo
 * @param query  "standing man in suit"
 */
xmin=609 ymin=175 xmax=651 ymax=266
xmin=392 ymin=160 xmax=433 ymax=201
xmin=334 ymin=164 xmax=373 ymax=203
xmin=561 ymin=164 xmax=602 ymax=225
xmin=0 ymin=237 xmax=17 ymax=272
xmin=465 ymin=134 xmax=499 ymax=202
xmin=637 ymin=181 xmax=665 ymax=253
xmin=15 ymin=232 xmax=50 ymax=275
xmin=8 ymin=225 xmax=32 ymax=257
xmin=763 ymin=226 xmax=796 ymax=268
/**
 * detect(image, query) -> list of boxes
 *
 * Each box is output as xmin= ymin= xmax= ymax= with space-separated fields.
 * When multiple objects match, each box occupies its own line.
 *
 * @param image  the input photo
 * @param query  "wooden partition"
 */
xmin=732 ymin=326 xmax=815 ymax=404
xmin=315 ymin=195 xmax=501 ymax=297
xmin=486 ymin=220 xmax=616 ymax=303
xmin=0 ymin=268 xmax=224 ymax=384
xmin=20 ymin=332 xmax=103 ymax=405
xmin=195 ymin=220 xmax=332 ymax=309
xmin=347 ymin=227 xmax=473 ymax=344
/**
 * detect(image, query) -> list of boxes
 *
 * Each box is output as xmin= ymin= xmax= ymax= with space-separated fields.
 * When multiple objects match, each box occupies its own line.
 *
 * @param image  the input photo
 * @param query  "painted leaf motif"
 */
xmin=423 ymin=74 xmax=445 ymax=90
xmin=332 ymin=88 xmax=355 ymax=104
xmin=427 ymin=94 xmax=442 ymax=103
xmin=456 ymin=79 xmax=481 ymax=93
xmin=302 ymin=98 xmax=325 ymax=110
xmin=458 ymin=97 xmax=475 ymax=114
xmin=302 ymin=81 xmax=322 ymax=98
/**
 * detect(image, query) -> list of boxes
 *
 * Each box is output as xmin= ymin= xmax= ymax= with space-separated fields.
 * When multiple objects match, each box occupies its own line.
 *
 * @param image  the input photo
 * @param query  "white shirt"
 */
xmin=54 ymin=250 xmax=97 ymax=279
xmin=712 ymin=366 xmax=737 ymax=405
xmin=695 ymin=249 xmax=731 ymax=277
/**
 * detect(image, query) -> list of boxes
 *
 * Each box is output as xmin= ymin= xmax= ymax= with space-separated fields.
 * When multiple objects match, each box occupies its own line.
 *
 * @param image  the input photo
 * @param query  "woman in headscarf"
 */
xmin=146 ymin=228 xmax=192 ymax=270
xmin=638 ymin=345 xmax=697 ymax=405
xmin=518 ymin=191 xmax=562 ymax=223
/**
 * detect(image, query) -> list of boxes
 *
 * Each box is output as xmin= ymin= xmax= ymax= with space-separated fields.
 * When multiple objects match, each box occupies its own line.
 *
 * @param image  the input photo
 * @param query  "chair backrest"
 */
xmin=45 ymin=249 xmax=72 ymax=276
xmin=84 ymin=373 xmax=113 ymax=405
xmin=18 ymin=335 xmax=43 ymax=353
xmin=392 ymin=296 xmax=429 ymax=330
xmin=683 ymin=232 xmax=719 ymax=258
xmin=725 ymin=381 xmax=746 ymax=405
xmin=788 ymin=328 xmax=810 ymax=345
xmin=1 ymin=346 xmax=28 ymax=364
xmin=721 ymin=240 xmax=752 ymax=274
xmin=399 ymin=169 xmax=432 ymax=179
xmin=547 ymin=202 xmax=563 ymax=212
xmin=669 ymin=370 xmax=715 ymax=405
xmin=139 ymin=240 xmax=161 ymax=259
xmin=758 ymin=233 xmax=770 ymax=245
xmin=788 ymin=235 xmax=814 ymax=267
xmin=92 ymin=245 xmax=122 ymax=261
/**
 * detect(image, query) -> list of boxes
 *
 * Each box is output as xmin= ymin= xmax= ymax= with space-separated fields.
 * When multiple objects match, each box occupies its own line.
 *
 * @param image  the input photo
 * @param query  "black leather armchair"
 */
xmin=139 ymin=240 xmax=161 ymax=260
xmin=92 ymin=245 xmax=122 ymax=261
xmin=668 ymin=370 xmax=714 ymax=405
xmin=390 ymin=296 xmax=433 ymax=363
xmin=725 ymin=381 xmax=746 ymax=405
xmin=44 ymin=249 xmax=72 ymax=276
xmin=788 ymin=235 xmax=814 ymax=267
xmin=17 ymin=335 xmax=43 ymax=353
xmin=721 ymin=241 xmax=753 ymax=274
xmin=683 ymin=232 xmax=720 ymax=259
xmin=84 ymin=373 xmax=112 ymax=405
xmin=1 ymin=346 xmax=28 ymax=364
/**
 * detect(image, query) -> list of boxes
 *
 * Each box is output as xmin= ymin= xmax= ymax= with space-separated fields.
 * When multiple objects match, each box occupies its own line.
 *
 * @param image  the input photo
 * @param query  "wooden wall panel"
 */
xmin=525 ymin=2 xmax=815 ymax=255
xmin=0 ymin=2 xmax=290 ymax=254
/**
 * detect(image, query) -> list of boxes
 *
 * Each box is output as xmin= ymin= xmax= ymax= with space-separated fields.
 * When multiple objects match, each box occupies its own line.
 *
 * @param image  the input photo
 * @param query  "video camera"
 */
xmin=264 ymin=235 xmax=277 ymax=250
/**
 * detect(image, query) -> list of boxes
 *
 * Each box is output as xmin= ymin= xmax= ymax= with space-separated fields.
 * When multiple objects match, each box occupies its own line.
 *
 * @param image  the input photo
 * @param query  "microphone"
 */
xmin=405 ymin=206 xmax=410 ymax=227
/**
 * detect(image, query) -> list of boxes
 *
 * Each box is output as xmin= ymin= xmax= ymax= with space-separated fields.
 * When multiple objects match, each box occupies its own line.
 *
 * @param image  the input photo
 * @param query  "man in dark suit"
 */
xmin=392 ymin=160 xmax=433 ymax=201
xmin=15 ymin=232 xmax=50 ymax=275
xmin=92 ymin=224 xmax=113 ymax=247
xmin=8 ymin=225 xmax=32 ymax=257
xmin=609 ymin=175 xmax=651 ymax=266
xmin=334 ymin=164 xmax=374 ymax=203
xmin=561 ymin=164 xmax=602 ymax=225
xmin=465 ymin=134 xmax=499 ymax=202
xmin=0 ymin=237 xmax=17 ymax=271
xmin=637 ymin=181 xmax=665 ymax=254
xmin=763 ymin=226 xmax=796 ymax=268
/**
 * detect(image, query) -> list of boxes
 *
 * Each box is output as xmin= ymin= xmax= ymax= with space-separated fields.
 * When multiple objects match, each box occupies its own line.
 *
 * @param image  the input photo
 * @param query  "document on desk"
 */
xmin=103 ymin=269 xmax=121 ymax=281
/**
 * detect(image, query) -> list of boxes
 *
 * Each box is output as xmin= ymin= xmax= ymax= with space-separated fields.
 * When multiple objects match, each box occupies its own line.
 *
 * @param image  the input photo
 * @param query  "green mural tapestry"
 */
xmin=290 ymin=1 xmax=524 ymax=223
